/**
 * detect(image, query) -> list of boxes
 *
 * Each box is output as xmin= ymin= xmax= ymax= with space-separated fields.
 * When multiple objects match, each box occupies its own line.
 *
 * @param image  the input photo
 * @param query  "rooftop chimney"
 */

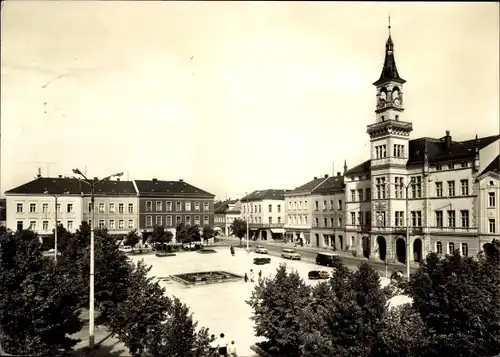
xmin=58 ymin=175 xmax=62 ymax=178
xmin=94 ymin=177 xmax=98 ymax=180
xmin=116 ymin=178 xmax=120 ymax=181
xmin=324 ymin=174 xmax=328 ymax=178
xmin=337 ymin=172 xmax=341 ymax=176
xmin=152 ymin=178 xmax=158 ymax=182
xmin=314 ymin=176 xmax=318 ymax=180
xmin=445 ymin=130 xmax=452 ymax=149
xmin=179 ymin=179 xmax=184 ymax=182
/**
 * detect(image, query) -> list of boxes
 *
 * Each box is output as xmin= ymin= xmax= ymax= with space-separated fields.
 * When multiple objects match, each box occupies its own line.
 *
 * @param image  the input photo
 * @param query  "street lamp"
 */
xmin=44 ymin=190 xmax=70 ymax=263
xmin=245 ymin=192 xmax=249 ymax=252
xmin=72 ymin=168 xmax=123 ymax=349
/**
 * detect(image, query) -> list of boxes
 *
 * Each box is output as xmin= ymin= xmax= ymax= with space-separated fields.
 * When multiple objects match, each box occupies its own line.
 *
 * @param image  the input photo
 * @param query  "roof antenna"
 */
xmin=37 ymin=167 xmax=42 ymax=178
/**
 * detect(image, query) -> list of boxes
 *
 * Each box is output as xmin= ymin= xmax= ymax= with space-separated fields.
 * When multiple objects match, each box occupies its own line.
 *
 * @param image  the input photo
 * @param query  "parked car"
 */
xmin=255 ymin=245 xmax=268 ymax=254
xmin=253 ymin=257 xmax=271 ymax=265
xmin=316 ymin=252 xmax=341 ymax=267
xmin=119 ymin=246 xmax=133 ymax=253
xmin=281 ymin=248 xmax=301 ymax=260
xmin=308 ymin=270 xmax=330 ymax=280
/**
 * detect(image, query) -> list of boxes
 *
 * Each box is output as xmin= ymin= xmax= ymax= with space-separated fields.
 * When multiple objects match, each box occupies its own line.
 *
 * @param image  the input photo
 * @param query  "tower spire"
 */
xmin=388 ymin=13 xmax=391 ymax=36
xmin=373 ymin=16 xmax=405 ymax=86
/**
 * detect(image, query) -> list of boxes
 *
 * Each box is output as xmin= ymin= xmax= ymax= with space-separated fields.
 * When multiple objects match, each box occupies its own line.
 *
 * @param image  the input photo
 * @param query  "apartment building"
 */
xmin=134 ymin=178 xmax=215 ymax=239
xmin=477 ymin=156 xmax=500 ymax=247
xmin=241 ymin=190 xmax=288 ymax=240
xmin=344 ymin=26 xmax=500 ymax=264
xmin=214 ymin=199 xmax=242 ymax=236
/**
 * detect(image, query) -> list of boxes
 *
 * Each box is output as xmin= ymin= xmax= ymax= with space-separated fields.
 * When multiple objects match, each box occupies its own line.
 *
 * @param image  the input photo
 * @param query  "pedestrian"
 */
xmin=209 ymin=334 xmax=218 ymax=356
xmin=249 ymin=269 xmax=255 ymax=282
xmin=228 ymin=340 xmax=237 ymax=357
xmin=258 ymin=270 xmax=262 ymax=279
xmin=244 ymin=273 xmax=248 ymax=282
xmin=217 ymin=333 xmax=228 ymax=357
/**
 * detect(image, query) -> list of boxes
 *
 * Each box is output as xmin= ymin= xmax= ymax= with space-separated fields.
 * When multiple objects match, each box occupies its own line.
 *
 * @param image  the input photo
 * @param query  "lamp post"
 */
xmin=72 ymin=168 xmax=123 ymax=349
xmin=44 ymin=190 xmax=69 ymax=263
xmin=245 ymin=191 xmax=250 ymax=252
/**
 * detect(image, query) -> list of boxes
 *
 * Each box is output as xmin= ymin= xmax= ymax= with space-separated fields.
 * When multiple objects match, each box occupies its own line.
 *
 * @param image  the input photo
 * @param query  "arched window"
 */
xmin=351 ymin=236 xmax=356 ymax=248
xmin=436 ymin=241 xmax=442 ymax=255
xmin=448 ymin=242 xmax=455 ymax=254
xmin=461 ymin=242 xmax=468 ymax=256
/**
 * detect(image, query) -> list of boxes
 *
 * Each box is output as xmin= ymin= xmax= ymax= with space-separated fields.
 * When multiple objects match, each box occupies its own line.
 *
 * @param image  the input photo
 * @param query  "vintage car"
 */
xmin=255 ymin=245 xmax=268 ymax=254
xmin=253 ymin=257 xmax=271 ymax=265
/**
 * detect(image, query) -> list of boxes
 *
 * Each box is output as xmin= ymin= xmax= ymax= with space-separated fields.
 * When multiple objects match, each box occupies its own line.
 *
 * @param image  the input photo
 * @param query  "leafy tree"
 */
xmin=247 ymin=264 xmax=311 ymax=356
xmin=188 ymin=225 xmax=201 ymax=242
xmin=150 ymin=225 xmax=173 ymax=251
xmin=230 ymin=218 xmax=246 ymax=247
xmin=407 ymin=245 xmax=500 ymax=357
xmin=176 ymin=222 xmax=188 ymax=243
xmin=0 ymin=230 xmax=83 ymax=356
xmin=201 ymin=225 xmax=214 ymax=242
xmin=124 ymin=229 xmax=141 ymax=251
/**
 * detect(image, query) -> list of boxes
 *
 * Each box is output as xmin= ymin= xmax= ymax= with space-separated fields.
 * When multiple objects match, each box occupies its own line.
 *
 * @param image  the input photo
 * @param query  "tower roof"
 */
xmin=373 ymin=17 xmax=406 ymax=86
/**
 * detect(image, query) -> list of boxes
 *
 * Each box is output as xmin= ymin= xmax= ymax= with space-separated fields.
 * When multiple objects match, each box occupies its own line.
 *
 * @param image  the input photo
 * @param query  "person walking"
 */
xmin=209 ymin=334 xmax=218 ymax=356
xmin=217 ymin=333 xmax=228 ymax=357
xmin=258 ymin=270 xmax=262 ymax=280
xmin=249 ymin=269 xmax=255 ymax=282
xmin=228 ymin=340 xmax=237 ymax=357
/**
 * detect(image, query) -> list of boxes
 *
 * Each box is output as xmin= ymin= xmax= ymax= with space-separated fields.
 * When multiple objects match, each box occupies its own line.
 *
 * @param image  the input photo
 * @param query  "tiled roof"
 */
xmin=480 ymin=155 xmax=499 ymax=176
xmin=407 ymin=134 xmax=499 ymax=165
xmin=134 ymin=179 xmax=214 ymax=198
xmin=4 ymin=177 xmax=136 ymax=196
xmin=345 ymin=160 xmax=371 ymax=176
xmin=312 ymin=175 xmax=345 ymax=194
xmin=287 ymin=177 xmax=327 ymax=194
xmin=241 ymin=189 xmax=288 ymax=202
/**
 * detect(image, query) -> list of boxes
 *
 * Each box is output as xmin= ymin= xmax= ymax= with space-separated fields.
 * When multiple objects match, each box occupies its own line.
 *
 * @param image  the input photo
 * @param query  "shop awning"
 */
xmin=271 ymin=228 xmax=286 ymax=234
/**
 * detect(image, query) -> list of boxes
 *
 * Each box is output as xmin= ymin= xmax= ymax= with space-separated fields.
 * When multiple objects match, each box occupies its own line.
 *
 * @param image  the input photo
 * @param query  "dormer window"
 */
xmin=381 ymin=115 xmax=385 ymax=121
xmin=395 ymin=114 xmax=399 ymax=121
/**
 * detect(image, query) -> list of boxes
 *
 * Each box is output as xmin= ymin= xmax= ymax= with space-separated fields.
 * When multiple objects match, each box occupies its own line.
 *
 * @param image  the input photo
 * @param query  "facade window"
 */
xmin=375 ymin=144 xmax=387 ymax=159
xmin=156 ymin=216 xmax=162 ymax=226
xmin=109 ymin=203 xmax=115 ymax=213
xmin=394 ymin=177 xmax=404 ymax=198
xmin=322 ymin=200 xmax=326 ymax=210
xmin=176 ymin=202 xmax=181 ymax=211
xmin=185 ymin=216 xmax=191 ymax=226
xmin=447 ymin=210 xmax=456 ymax=227
xmin=88 ymin=220 xmax=92 ymax=228
xmin=176 ymin=216 xmax=182 ymax=224
xmin=448 ymin=242 xmax=455 ymax=254
xmin=185 ymin=202 xmax=192 ymax=211
xmin=89 ymin=202 xmax=92 ymax=212
xmin=118 ymin=203 xmax=124 ymax=213
xmin=330 ymin=217 xmax=334 ymax=227
xmin=204 ymin=216 xmax=209 ymax=225
xmin=461 ymin=162 xmax=468 ymax=168
xmin=366 ymin=211 xmax=371 ymax=226
xmin=194 ymin=216 xmax=200 ymax=225
xmin=108 ymin=220 xmax=115 ymax=230
xmin=366 ymin=189 xmax=371 ymax=201
xmin=436 ymin=164 xmax=442 ymax=171
xmin=67 ymin=203 xmax=73 ymax=213
xmin=329 ymin=200 xmax=334 ymax=210
xmin=435 ymin=210 xmax=443 ymax=227
xmin=489 ymin=219 xmax=496 ymax=233
xmin=146 ymin=216 xmax=152 ymax=228
xmin=351 ymin=212 xmax=356 ymax=225
xmin=203 ymin=202 xmax=209 ymax=211
xmin=128 ymin=203 xmax=134 ymax=213
xmin=357 ymin=212 xmax=363 ymax=225
xmin=315 ymin=217 xmax=319 ymax=227
xmin=29 ymin=221 xmax=36 ymax=230
xmin=315 ymin=201 xmax=319 ymax=211
xmin=128 ymin=220 xmax=134 ymax=229
xmin=166 ymin=216 xmax=172 ymax=226
xmin=323 ymin=218 xmax=328 ymax=227
xmin=268 ymin=204 xmax=272 ymax=213
xmin=98 ymin=203 xmax=105 ymax=213
xmin=166 ymin=201 xmax=172 ymax=211
xmin=268 ymin=217 xmax=272 ymax=224
xmin=16 ymin=221 xmax=23 ymax=230
xmin=489 ymin=192 xmax=496 ymax=207
xmin=42 ymin=203 xmax=49 ymax=213
xmin=376 ymin=177 xmax=386 ymax=199
xmin=357 ymin=189 xmax=363 ymax=202
xmin=277 ymin=204 xmax=281 ymax=213
xmin=98 ymin=220 xmax=105 ymax=229
xmin=395 ymin=211 xmax=404 ymax=227
xmin=338 ymin=200 xmax=342 ymax=210
xmin=67 ymin=220 xmax=73 ymax=230
xmin=43 ymin=221 xmax=49 ymax=231
xmin=30 ymin=203 xmax=36 ymax=213
xmin=303 ymin=201 xmax=307 ymax=210
xmin=146 ymin=201 xmax=152 ymax=212
xmin=57 ymin=203 xmax=61 ymax=213
xmin=447 ymin=181 xmax=455 ymax=196
xmin=411 ymin=211 xmax=422 ymax=227
xmin=435 ymin=182 xmax=443 ymax=197
xmin=460 ymin=210 xmax=469 ymax=228
xmin=410 ymin=176 xmax=422 ymax=198
xmin=156 ymin=201 xmax=163 ymax=211
xmin=448 ymin=164 xmax=454 ymax=170
xmin=338 ymin=217 xmax=342 ymax=227
xmin=16 ymin=203 xmax=23 ymax=213
xmin=194 ymin=202 xmax=200 ymax=211
xmin=436 ymin=241 xmax=442 ymax=254
xmin=119 ymin=220 xmax=124 ymax=229
xmin=461 ymin=243 xmax=468 ymax=256
xmin=460 ymin=180 xmax=469 ymax=196
xmin=351 ymin=190 xmax=356 ymax=201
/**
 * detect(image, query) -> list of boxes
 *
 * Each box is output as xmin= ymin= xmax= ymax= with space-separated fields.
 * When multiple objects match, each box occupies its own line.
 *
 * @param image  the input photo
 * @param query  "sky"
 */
xmin=1 ymin=1 xmax=499 ymax=200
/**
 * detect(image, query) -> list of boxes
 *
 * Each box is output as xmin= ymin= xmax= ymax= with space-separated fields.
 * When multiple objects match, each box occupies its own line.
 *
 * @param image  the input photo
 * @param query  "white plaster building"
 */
xmin=477 ymin=157 xmax=500 ymax=247
xmin=214 ymin=199 xmax=242 ymax=236
xmin=345 ymin=26 xmax=500 ymax=264
xmin=241 ymin=190 xmax=288 ymax=240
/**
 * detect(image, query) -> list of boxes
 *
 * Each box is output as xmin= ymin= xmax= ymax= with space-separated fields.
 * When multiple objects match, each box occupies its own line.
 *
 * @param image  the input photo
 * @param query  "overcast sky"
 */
xmin=1 ymin=1 xmax=498 ymax=200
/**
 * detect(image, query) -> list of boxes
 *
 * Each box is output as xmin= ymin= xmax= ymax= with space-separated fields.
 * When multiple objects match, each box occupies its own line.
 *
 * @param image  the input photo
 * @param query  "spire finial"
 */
xmin=388 ymin=13 xmax=391 ymax=36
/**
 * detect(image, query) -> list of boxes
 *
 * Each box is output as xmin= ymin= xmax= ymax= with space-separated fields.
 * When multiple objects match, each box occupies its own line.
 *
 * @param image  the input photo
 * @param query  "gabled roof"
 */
xmin=287 ymin=177 xmax=326 ymax=195
xmin=312 ymin=175 xmax=345 ymax=194
xmin=4 ymin=177 xmax=136 ymax=196
xmin=241 ymin=189 xmax=288 ymax=202
xmin=480 ymin=155 xmax=499 ymax=176
xmin=345 ymin=160 xmax=371 ymax=176
xmin=134 ymin=179 xmax=214 ymax=198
